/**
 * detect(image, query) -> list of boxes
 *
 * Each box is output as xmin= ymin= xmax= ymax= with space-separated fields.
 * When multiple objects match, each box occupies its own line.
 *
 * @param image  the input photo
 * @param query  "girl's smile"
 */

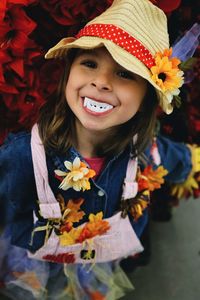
xmin=65 ymin=47 xmax=147 ymax=134
xmin=82 ymin=97 xmax=114 ymax=116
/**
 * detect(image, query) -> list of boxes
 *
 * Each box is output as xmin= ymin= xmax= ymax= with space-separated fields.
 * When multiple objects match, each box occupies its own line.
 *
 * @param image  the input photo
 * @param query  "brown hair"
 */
xmin=38 ymin=48 xmax=158 ymax=157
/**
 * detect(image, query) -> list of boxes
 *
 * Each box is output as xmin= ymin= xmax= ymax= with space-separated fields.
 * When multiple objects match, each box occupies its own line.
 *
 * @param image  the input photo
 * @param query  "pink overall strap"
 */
xmin=150 ymin=138 xmax=161 ymax=166
xmin=122 ymin=157 xmax=138 ymax=200
xmin=31 ymin=124 xmax=62 ymax=219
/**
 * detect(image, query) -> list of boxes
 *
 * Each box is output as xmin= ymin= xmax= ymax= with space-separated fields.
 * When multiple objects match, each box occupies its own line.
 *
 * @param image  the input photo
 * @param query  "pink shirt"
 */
xmin=84 ymin=157 xmax=106 ymax=178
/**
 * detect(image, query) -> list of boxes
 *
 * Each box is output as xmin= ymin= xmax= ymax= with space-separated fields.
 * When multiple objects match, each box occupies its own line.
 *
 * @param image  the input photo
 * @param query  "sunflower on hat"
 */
xmin=150 ymin=47 xmax=184 ymax=104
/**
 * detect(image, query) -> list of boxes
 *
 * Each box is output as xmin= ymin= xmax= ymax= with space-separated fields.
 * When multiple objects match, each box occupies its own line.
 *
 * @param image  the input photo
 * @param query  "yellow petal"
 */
xmin=73 ymin=182 xmax=82 ymax=191
xmin=72 ymin=171 xmax=84 ymax=181
xmin=64 ymin=160 xmax=73 ymax=171
xmin=54 ymin=170 xmax=67 ymax=176
xmin=59 ymin=228 xmax=82 ymax=246
xmin=73 ymin=157 xmax=81 ymax=170
xmin=89 ymin=211 xmax=103 ymax=223
xmin=59 ymin=178 xmax=72 ymax=190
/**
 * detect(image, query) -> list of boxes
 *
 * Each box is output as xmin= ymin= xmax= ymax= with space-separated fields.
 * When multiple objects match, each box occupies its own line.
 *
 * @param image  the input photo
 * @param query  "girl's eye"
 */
xmin=117 ymin=71 xmax=135 ymax=80
xmin=81 ymin=60 xmax=97 ymax=69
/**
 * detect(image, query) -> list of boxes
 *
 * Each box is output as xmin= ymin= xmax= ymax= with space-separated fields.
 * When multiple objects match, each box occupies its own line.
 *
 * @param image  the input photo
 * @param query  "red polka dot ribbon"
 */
xmin=76 ymin=24 xmax=155 ymax=68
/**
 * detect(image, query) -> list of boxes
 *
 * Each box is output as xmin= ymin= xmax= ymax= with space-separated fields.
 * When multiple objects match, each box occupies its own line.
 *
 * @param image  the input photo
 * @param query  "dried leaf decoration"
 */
xmin=138 ymin=165 xmax=168 ymax=192
xmin=59 ymin=212 xmax=110 ymax=246
xmin=171 ymin=175 xmax=199 ymax=199
xmin=57 ymin=195 xmax=110 ymax=246
xmin=59 ymin=227 xmax=83 ymax=246
xmin=121 ymin=190 xmax=150 ymax=220
xmin=129 ymin=191 xmax=150 ymax=220
xmin=64 ymin=198 xmax=85 ymax=223
xmin=121 ymin=164 xmax=168 ymax=221
xmin=56 ymin=194 xmax=85 ymax=234
xmin=57 ymin=194 xmax=85 ymax=224
xmin=77 ymin=212 xmax=110 ymax=243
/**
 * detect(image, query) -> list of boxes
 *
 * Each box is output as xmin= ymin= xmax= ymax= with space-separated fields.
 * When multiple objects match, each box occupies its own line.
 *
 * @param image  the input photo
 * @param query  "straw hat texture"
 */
xmin=45 ymin=0 xmax=183 ymax=114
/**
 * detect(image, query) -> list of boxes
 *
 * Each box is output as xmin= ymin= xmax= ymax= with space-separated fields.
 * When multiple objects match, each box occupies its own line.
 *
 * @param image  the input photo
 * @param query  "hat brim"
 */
xmin=45 ymin=36 xmax=173 ymax=114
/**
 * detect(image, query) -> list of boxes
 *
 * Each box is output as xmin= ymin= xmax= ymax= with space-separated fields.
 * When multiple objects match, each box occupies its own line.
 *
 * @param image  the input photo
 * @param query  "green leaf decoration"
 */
xmin=180 ymin=57 xmax=197 ymax=71
xmin=172 ymin=95 xmax=182 ymax=108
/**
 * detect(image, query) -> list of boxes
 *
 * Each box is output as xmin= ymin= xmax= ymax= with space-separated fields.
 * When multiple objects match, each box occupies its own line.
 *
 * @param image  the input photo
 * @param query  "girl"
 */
xmin=0 ymin=0 xmax=199 ymax=299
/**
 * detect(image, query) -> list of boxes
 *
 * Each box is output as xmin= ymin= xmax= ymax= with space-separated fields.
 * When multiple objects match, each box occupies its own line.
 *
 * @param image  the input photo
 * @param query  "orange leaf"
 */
xmin=80 ymin=161 xmax=87 ymax=168
xmin=141 ymin=165 xmax=168 ymax=191
xmin=67 ymin=198 xmax=84 ymax=210
xmin=84 ymin=220 xmax=110 ymax=239
xmin=80 ymin=161 xmax=96 ymax=178
xmin=86 ymin=169 xmax=96 ymax=179
xmin=77 ymin=219 xmax=110 ymax=243
xmin=65 ymin=198 xmax=85 ymax=223
xmin=138 ymin=177 xmax=149 ymax=191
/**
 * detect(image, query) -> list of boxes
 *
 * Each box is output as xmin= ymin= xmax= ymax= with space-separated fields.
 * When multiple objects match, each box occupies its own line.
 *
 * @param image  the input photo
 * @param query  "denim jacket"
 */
xmin=0 ymin=130 xmax=192 ymax=252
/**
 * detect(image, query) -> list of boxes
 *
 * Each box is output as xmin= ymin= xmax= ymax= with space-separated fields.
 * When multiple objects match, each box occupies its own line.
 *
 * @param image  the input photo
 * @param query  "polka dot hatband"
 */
xmin=76 ymin=24 xmax=155 ymax=69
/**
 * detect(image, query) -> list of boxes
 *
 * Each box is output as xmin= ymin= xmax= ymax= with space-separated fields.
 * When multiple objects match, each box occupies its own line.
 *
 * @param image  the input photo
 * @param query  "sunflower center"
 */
xmin=158 ymin=72 xmax=167 ymax=81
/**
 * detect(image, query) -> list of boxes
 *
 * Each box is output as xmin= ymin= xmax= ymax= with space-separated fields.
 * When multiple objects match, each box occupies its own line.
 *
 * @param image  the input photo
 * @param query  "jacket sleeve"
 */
xmin=155 ymin=135 xmax=193 ymax=184
xmin=0 ymin=132 xmax=37 ymax=249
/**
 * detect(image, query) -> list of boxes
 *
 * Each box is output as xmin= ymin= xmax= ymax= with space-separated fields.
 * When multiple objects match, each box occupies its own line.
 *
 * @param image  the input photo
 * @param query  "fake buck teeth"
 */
xmin=83 ymin=97 xmax=113 ymax=113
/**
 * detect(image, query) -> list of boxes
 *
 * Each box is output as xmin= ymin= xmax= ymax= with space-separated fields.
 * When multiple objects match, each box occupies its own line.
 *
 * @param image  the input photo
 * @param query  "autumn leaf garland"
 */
xmin=121 ymin=165 xmax=168 ymax=220
xmin=56 ymin=194 xmax=110 ymax=246
xmin=138 ymin=165 xmax=168 ymax=192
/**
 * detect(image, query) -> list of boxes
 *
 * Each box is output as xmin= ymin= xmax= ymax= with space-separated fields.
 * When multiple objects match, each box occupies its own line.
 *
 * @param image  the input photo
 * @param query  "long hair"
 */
xmin=38 ymin=49 xmax=159 ymax=157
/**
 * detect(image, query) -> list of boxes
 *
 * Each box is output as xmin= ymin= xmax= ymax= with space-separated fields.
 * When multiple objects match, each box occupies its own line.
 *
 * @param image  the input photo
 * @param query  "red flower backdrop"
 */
xmin=0 ymin=0 xmax=199 ymax=199
xmin=0 ymin=0 xmax=113 ymax=143
xmin=0 ymin=0 xmax=41 ymax=142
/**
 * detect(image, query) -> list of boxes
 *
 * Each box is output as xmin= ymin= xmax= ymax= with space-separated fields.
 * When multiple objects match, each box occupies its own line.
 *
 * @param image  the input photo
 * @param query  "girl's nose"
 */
xmin=91 ymin=72 xmax=112 ymax=91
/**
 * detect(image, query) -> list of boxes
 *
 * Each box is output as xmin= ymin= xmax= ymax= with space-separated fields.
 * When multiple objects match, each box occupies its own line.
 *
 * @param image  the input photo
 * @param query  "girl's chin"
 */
xmin=78 ymin=119 xmax=111 ymax=133
xmin=82 ymin=124 xmax=107 ymax=132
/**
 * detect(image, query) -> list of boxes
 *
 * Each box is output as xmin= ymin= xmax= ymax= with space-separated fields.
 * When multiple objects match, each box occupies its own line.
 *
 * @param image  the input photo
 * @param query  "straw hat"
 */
xmin=45 ymin=0 xmax=184 ymax=114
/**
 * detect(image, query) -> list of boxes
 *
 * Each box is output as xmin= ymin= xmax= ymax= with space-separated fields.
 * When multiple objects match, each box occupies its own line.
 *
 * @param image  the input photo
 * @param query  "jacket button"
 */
xmin=98 ymin=190 xmax=104 ymax=197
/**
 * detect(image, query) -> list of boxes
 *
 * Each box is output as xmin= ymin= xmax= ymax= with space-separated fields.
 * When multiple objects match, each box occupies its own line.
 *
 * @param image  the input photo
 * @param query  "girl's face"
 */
xmin=65 ymin=47 xmax=147 ymax=134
